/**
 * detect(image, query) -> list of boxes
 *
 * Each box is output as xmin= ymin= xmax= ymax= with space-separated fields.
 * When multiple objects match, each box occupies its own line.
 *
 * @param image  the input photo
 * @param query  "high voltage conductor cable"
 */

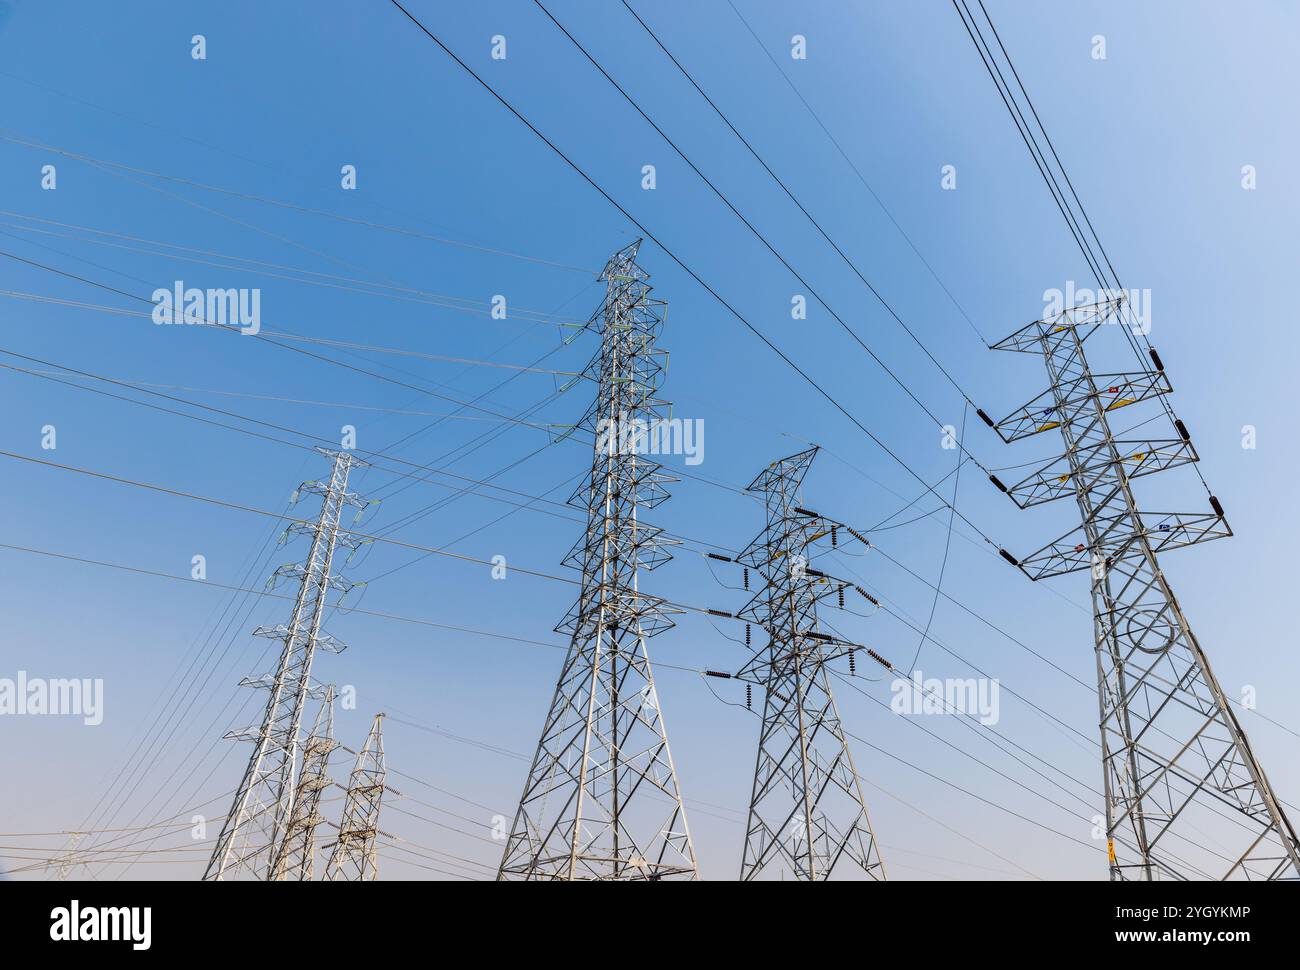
xmin=827 ymin=669 xmax=1098 ymax=820
xmin=0 ymin=267 xmax=754 ymax=507
xmin=619 ymin=0 xmax=985 ymax=401
xmin=0 ymin=212 xmax=590 ymax=326
xmin=0 ymin=449 xmax=745 ymax=624
xmin=0 ymin=350 xmax=724 ymax=559
xmin=4 ymin=348 xmax=714 ymax=569
xmin=0 ymin=61 xmax=594 ymax=282
xmin=825 ymin=658 xmax=1099 ymax=810
xmin=0 ymin=265 xmax=744 ymax=510
xmin=532 ymin=0 xmax=992 ymax=474
xmin=0 ymin=130 xmax=598 ymax=276
xmin=0 ymin=448 xmax=585 ymax=588
xmin=60 ymin=787 xmax=243 ymax=878
xmin=904 ymin=404 xmax=966 ymax=675
xmin=0 ymin=542 xmax=714 ymax=670
xmin=383 ymin=712 xmax=751 ymax=825
xmin=948 ymin=0 xmax=1110 ymax=306
xmin=830 ymin=642 xmax=1284 ymax=850
xmin=0 ymin=251 xmax=574 ymax=429
xmin=0 ymin=350 xmax=571 ymax=498
xmin=68 ymin=499 xmax=301 ymax=863
xmin=952 ymin=0 xmax=1214 ymax=499
xmin=0 ymin=270 xmax=754 ymax=506
xmin=721 ymin=0 xmax=989 ymax=347
xmin=0 ymin=220 xmax=595 ymax=464
xmin=384 ymin=0 xmax=1002 ymax=549
xmin=361 ymin=379 xmax=571 ymax=515
xmin=841 ymin=724 xmax=1116 ymax=861
xmin=789 ymin=501 xmax=1094 ymax=693
xmin=964 ymin=2 xmax=1120 ymax=287
xmin=13 ymin=371 xmax=561 ymax=420
xmin=947 ymin=0 xmax=1178 ymax=436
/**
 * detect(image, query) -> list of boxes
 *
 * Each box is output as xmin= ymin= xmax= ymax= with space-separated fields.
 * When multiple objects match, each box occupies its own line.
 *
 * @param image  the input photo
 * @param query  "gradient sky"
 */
xmin=1 ymin=0 xmax=1297 ymax=881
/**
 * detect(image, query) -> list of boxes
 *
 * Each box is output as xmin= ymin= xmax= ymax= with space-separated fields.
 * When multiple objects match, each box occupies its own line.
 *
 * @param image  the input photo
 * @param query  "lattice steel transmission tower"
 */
xmin=728 ymin=447 xmax=885 ymax=881
xmin=269 ymin=686 xmax=339 ymax=881
xmin=498 ymin=240 xmax=697 ymax=881
xmin=324 ymin=713 xmax=387 ymax=882
xmin=205 ymin=448 xmax=368 ymax=881
xmin=988 ymin=297 xmax=1300 ymax=880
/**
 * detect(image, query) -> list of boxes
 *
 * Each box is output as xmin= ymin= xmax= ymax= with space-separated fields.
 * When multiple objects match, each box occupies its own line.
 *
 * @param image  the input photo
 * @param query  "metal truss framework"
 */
xmin=499 ymin=241 xmax=697 ymax=881
xmin=324 ymin=713 xmax=387 ymax=882
xmin=734 ymin=447 xmax=885 ymax=881
xmin=270 ymin=686 xmax=339 ymax=881
xmin=205 ymin=448 xmax=368 ymax=881
xmin=992 ymin=298 xmax=1300 ymax=880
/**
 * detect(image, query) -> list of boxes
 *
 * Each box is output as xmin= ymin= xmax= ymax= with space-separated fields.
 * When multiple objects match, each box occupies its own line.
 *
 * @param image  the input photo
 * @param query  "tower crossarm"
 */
xmin=1014 ymin=507 xmax=1231 ymax=581
xmin=993 ymin=368 xmax=1172 ymax=443
xmin=997 ymin=437 xmax=1198 ymax=508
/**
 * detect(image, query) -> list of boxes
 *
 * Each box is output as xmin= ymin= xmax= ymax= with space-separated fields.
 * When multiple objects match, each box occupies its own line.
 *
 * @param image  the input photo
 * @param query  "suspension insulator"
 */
xmin=746 ymin=684 xmax=752 ymax=710
xmin=743 ymin=567 xmax=749 ymax=590
xmin=831 ymin=525 xmax=838 ymax=547
xmin=849 ymin=648 xmax=856 ymax=676
xmin=867 ymin=648 xmax=892 ymax=670
xmin=745 ymin=623 xmax=751 ymax=646
xmin=838 ymin=585 xmax=845 ymax=608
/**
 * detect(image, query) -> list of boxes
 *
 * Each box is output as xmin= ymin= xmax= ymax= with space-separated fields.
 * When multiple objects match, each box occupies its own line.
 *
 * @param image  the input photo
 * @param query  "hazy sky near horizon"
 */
xmin=1 ymin=0 xmax=1297 ymax=881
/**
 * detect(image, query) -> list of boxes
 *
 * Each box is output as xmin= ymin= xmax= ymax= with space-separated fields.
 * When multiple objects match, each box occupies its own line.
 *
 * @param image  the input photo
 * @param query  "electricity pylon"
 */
xmin=730 ymin=447 xmax=885 ymax=881
xmin=53 ymin=833 xmax=85 ymax=881
xmin=498 ymin=240 xmax=697 ymax=881
xmin=989 ymin=297 xmax=1300 ymax=880
xmin=205 ymin=448 xmax=368 ymax=881
xmin=269 ymin=686 xmax=338 ymax=881
xmin=324 ymin=713 xmax=387 ymax=882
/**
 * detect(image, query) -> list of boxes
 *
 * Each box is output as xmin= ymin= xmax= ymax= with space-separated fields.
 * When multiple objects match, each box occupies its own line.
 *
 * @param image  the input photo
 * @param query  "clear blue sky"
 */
xmin=1 ymin=0 xmax=1296 ymax=880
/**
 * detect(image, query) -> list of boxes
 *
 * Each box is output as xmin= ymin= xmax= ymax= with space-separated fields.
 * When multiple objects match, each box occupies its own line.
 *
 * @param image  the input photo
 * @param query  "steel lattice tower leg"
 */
xmin=498 ymin=241 xmax=697 ymax=881
xmin=734 ymin=447 xmax=885 ymax=881
xmin=324 ymin=713 xmax=387 ymax=882
xmin=991 ymin=298 xmax=1300 ymax=880
xmin=205 ymin=448 xmax=368 ymax=881
xmin=269 ymin=686 xmax=339 ymax=881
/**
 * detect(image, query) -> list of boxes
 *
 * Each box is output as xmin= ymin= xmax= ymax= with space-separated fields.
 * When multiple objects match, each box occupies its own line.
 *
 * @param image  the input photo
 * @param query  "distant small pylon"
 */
xmin=53 ymin=832 xmax=85 ymax=881
xmin=270 ymin=686 xmax=339 ymax=881
xmin=324 ymin=713 xmax=387 ymax=882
